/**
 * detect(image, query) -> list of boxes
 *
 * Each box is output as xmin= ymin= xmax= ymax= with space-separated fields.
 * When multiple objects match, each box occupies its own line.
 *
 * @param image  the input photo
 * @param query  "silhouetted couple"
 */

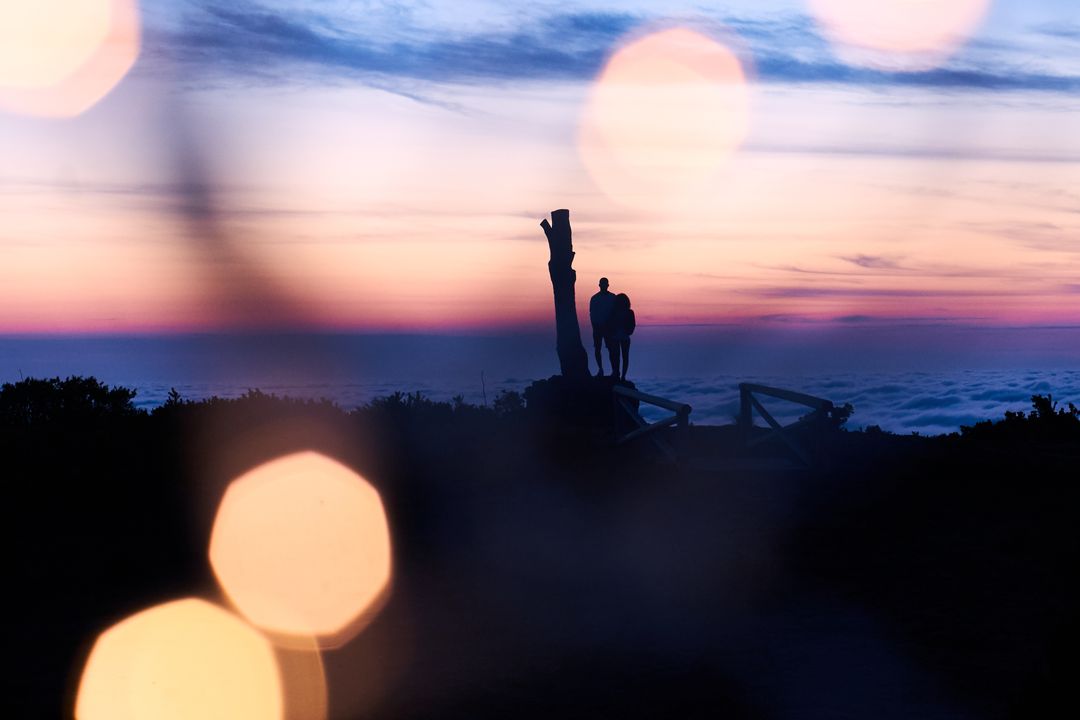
xmin=589 ymin=277 xmax=635 ymax=380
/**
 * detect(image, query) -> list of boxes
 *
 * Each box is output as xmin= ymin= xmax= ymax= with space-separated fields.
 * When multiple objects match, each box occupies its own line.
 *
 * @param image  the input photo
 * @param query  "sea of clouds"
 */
xmin=5 ymin=335 xmax=1078 ymax=435
xmin=126 ymin=370 xmax=1080 ymax=436
xmin=633 ymin=370 xmax=1080 ymax=434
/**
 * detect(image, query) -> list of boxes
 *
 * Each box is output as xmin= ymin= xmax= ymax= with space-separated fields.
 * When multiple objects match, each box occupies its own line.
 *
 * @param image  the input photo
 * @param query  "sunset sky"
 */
xmin=0 ymin=0 xmax=1077 ymax=335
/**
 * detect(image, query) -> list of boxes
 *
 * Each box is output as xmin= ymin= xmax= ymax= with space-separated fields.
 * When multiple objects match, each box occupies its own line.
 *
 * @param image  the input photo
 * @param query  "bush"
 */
xmin=493 ymin=390 xmax=525 ymax=416
xmin=960 ymin=394 xmax=1080 ymax=445
xmin=0 ymin=376 xmax=139 ymax=427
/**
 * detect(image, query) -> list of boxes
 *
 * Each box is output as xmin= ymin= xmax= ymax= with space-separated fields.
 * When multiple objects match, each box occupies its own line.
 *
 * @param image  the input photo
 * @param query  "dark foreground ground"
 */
xmin=4 ymin=377 xmax=1079 ymax=719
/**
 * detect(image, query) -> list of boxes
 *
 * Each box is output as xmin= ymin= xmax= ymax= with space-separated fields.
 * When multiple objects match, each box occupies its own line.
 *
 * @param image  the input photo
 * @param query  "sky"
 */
xmin=0 ymin=0 xmax=1077 ymax=340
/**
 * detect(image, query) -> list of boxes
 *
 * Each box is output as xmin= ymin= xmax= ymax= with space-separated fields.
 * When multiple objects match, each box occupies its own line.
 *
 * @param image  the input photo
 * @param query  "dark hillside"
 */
xmin=3 ymin=377 xmax=1078 ymax=719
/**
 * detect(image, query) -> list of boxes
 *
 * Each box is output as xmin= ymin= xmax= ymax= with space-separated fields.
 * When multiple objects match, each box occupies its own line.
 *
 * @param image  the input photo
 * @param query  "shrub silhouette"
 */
xmin=492 ymin=389 xmax=525 ymax=416
xmin=961 ymin=394 xmax=1080 ymax=445
xmin=0 ymin=376 xmax=139 ymax=427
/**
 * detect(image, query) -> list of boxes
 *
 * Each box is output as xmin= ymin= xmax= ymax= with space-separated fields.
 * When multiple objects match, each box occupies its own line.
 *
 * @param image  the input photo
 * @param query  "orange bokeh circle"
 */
xmin=75 ymin=599 xmax=284 ymax=720
xmin=209 ymin=451 xmax=393 ymax=648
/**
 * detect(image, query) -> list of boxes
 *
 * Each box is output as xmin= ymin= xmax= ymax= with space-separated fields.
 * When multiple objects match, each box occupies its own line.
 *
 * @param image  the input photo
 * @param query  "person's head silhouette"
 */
xmin=616 ymin=293 xmax=630 ymax=310
xmin=599 ymin=277 xmax=610 ymax=292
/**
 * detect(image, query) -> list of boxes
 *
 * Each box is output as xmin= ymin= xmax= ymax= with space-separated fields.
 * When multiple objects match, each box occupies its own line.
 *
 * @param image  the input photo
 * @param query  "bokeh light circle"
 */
xmin=578 ymin=27 xmax=750 ymax=208
xmin=808 ymin=0 xmax=990 ymax=70
xmin=75 ymin=599 xmax=283 ymax=720
xmin=0 ymin=0 xmax=140 ymax=117
xmin=209 ymin=451 xmax=393 ymax=647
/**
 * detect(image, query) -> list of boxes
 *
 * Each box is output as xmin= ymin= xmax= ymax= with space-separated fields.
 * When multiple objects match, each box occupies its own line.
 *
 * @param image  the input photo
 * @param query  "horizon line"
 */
xmin=2 ymin=321 xmax=1080 ymax=340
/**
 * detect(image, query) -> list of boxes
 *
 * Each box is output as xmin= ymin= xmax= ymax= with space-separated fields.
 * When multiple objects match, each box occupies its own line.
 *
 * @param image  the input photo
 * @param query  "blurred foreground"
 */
xmin=4 ymin=377 xmax=1079 ymax=719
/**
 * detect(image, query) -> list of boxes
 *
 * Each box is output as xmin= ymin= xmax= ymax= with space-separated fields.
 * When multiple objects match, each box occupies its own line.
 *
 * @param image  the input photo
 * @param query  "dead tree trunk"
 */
xmin=540 ymin=209 xmax=589 ymax=379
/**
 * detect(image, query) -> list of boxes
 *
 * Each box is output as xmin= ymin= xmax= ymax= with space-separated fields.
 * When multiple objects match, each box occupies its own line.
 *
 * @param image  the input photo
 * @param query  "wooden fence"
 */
xmin=613 ymin=385 xmax=692 ymax=461
xmin=737 ymin=383 xmax=835 ymax=466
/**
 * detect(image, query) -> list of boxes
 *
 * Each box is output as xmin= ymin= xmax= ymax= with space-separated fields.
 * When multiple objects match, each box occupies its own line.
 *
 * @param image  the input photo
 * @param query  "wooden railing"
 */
xmin=738 ymin=383 xmax=836 ymax=466
xmin=613 ymin=385 xmax=692 ymax=461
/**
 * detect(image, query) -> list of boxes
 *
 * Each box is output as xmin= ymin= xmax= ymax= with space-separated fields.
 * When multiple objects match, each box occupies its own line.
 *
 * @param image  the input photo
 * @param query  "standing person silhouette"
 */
xmin=589 ymin=277 xmax=618 ymax=377
xmin=612 ymin=293 xmax=636 ymax=381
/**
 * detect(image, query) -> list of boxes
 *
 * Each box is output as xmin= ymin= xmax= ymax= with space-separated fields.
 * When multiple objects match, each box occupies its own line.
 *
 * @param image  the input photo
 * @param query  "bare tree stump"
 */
xmin=540 ymin=209 xmax=589 ymax=379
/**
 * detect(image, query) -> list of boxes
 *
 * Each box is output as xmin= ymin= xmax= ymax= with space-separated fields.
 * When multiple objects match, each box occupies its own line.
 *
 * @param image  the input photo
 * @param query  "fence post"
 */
xmin=738 ymin=384 xmax=752 ymax=444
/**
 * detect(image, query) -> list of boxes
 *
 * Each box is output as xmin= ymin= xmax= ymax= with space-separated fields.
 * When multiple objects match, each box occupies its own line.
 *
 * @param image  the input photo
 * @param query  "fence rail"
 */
xmin=613 ymin=385 xmax=692 ymax=461
xmin=737 ymin=383 xmax=835 ymax=466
